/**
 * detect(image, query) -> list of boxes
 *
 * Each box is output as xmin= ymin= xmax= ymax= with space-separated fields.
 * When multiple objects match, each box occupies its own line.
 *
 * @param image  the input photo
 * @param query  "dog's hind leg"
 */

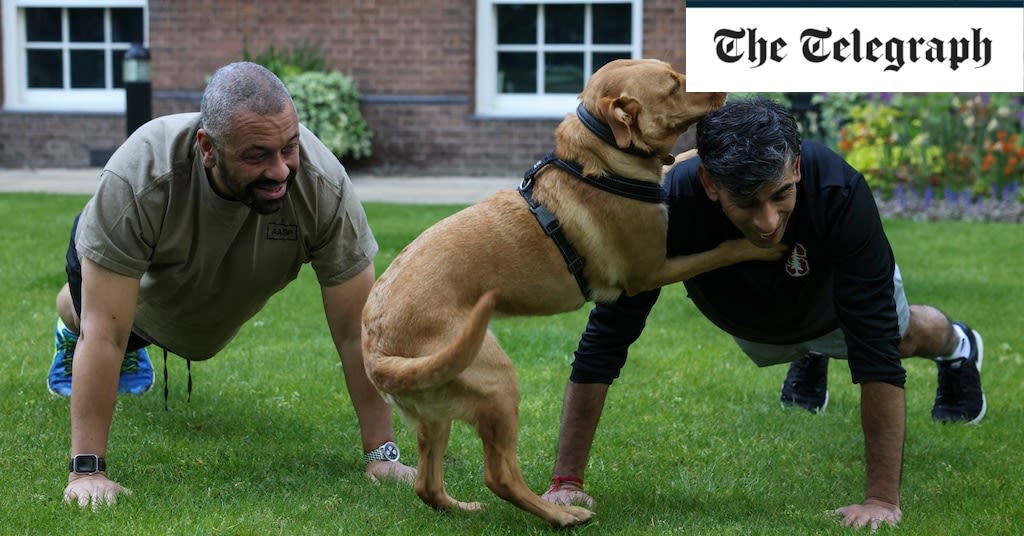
xmin=413 ymin=417 xmax=483 ymax=512
xmin=475 ymin=385 xmax=594 ymax=527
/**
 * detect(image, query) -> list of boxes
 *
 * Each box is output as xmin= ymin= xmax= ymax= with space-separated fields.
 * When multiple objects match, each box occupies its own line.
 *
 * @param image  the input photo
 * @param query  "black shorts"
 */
xmin=66 ymin=214 xmax=152 ymax=352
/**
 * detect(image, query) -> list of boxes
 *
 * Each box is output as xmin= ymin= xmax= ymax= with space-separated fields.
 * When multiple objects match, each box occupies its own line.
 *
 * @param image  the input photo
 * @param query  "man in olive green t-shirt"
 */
xmin=50 ymin=61 xmax=415 ymax=509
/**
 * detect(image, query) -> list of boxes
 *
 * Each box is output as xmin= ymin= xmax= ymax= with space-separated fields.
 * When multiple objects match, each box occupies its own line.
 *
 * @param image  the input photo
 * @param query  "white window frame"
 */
xmin=475 ymin=0 xmax=642 ymax=118
xmin=2 ymin=0 xmax=148 ymax=112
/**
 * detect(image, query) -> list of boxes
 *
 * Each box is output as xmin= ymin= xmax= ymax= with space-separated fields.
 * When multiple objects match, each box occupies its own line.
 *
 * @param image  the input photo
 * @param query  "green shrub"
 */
xmin=284 ymin=70 xmax=373 ymax=161
xmin=243 ymin=38 xmax=326 ymax=80
xmin=244 ymin=40 xmax=373 ymax=161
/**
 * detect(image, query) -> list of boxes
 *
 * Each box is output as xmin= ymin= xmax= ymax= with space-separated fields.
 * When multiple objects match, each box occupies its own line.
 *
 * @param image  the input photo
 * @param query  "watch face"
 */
xmin=382 ymin=442 xmax=399 ymax=462
xmin=73 ymin=455 xmax=99 ymax=473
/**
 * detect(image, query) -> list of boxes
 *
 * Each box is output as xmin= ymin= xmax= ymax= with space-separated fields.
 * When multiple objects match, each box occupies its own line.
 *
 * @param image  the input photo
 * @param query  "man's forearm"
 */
xmin=552 ymin=381 xmax=610 ymax=477
xmin=336 ymin=335 xmax=396 ymax=452
xmin=321 ymin=267 xmax=396 ymax=452
xmin=69 ymin=339 xmax=122 ymax=462
xmin=859 ymin=381 xmax=905 ymax=506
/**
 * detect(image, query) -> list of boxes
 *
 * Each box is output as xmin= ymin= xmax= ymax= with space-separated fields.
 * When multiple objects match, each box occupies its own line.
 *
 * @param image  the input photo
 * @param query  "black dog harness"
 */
xmin=517 ymin=151 xmax=668 ymax=300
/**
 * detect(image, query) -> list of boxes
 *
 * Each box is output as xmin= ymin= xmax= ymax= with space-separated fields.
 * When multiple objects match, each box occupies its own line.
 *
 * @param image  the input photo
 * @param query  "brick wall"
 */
xmin=0 ymin=0 xmax=689 ymax=174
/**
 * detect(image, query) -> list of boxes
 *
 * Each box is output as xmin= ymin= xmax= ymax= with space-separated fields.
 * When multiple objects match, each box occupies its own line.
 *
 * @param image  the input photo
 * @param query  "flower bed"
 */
xmin=780 ymin=92 xmax=1024 ymax=222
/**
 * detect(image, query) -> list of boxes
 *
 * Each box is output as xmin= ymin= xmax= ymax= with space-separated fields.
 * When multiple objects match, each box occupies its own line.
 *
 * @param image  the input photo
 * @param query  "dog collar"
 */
xmin=576 ymin=103 xmax=675 ymax=165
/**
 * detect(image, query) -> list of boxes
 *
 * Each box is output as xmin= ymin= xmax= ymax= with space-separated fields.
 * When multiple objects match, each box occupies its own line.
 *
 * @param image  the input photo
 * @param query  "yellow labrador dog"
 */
xmin=362 ymin=59 xmax=783 ymax=527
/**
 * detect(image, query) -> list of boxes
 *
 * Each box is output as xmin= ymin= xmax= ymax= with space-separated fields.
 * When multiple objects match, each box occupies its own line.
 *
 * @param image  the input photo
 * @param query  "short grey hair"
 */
xmin=200 ymin=61 xmax=293 ymax=146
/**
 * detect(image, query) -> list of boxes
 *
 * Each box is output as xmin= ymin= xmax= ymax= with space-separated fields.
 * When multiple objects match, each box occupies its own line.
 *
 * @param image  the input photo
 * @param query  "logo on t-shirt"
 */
xmin=267 ymin=223 xmax=298 ymax=241
xmin=785 ymin=242 xmax=809 ymax=277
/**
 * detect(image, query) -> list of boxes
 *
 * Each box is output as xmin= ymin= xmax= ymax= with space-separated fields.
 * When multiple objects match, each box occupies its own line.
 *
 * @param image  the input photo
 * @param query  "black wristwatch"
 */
xmin=69 ymin=454 xmax=106 ymax=474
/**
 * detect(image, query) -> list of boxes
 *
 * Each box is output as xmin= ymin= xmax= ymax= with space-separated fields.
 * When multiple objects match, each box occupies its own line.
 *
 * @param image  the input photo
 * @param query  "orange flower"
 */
xmin=1005 ymin=156 xmax=1020 ymax=177
xmin=996 ymin=130 xmax=1008 ymax=142
xmin=981 ymin=153 xmax=994 ymax=172
xmin=1005 ymin=133 xmax=1020 ymax=153
xmin=839 ymin=139 xmax=852 ymax=152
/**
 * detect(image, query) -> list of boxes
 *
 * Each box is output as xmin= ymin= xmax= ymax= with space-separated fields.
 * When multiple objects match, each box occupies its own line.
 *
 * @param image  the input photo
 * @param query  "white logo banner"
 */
xmin=685 ymin=1 xmax=1024 ymax=92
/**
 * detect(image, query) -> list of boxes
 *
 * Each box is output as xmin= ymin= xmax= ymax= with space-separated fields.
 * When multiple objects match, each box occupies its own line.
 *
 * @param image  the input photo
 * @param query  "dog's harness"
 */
xmin=517 ymin=151 xmax=668 ymax=300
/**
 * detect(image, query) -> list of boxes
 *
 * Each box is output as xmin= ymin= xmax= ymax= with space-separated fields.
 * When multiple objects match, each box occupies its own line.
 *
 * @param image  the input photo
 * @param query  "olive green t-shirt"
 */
xmin=76 ymin=112 xmax=377 ymax=359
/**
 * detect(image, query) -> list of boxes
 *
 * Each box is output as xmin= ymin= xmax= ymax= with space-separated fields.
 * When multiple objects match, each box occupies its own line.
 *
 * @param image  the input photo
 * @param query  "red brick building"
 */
xmin=1 ymin=0 xmax=688 ymax=176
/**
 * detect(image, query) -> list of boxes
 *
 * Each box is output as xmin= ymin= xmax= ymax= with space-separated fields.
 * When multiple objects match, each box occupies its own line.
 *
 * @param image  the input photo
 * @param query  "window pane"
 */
xmin=70 ymin=50 xmax=105 ymax=88
xmin=27 ymin=50 xmax=63 ymax=88
xmin=593 ymin=52 xmax=632 ymax=72
xmin=593 ymin=4 xmax=631 ymax=44
xmin=545 ymin=53 xmax=583 ymax=93
xmin=113 ymin=48 xmax=127 ymax=88
xmin=497 ymin=4 xmax=536 ymax=44
xmin=545 ymin=4 xmax=584 ymax=44
xmin=69 ymin=8 xmax=105 ymax=42
xmin=498 ymin=52 xmax=536 ymax=93
xmin=111 ymin=8 xmax=144 ymax=43
xmin=25 ymin=8 xmax=62 ymax=42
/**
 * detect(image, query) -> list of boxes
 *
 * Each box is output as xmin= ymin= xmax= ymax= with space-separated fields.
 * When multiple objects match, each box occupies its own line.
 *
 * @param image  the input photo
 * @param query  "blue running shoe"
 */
xmin=46 ymin=318 xmax=155 ymax=397
xmin=46 ymin=319 xmax=77 ymax=397
xmin=118 ymin=346 xmax=154 ymax=395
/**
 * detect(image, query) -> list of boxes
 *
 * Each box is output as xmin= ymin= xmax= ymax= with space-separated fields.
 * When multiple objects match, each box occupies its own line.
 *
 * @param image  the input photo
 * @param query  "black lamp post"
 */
xmin=123 ymin=43 xmax=152 ymax=139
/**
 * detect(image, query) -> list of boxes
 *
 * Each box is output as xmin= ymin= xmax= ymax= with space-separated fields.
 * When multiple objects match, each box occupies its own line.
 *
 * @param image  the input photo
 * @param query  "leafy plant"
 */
xmin=242 ymin=38 xmax=326 ymax=80
xmin=284 ymin=70 xmax=373 ymax=160
xmin=243 ymin=40 xmax=374 ymax=161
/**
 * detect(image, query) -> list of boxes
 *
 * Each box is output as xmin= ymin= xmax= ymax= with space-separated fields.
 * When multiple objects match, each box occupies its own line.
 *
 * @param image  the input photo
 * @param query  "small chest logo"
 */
xmin=267 ymin=223 xmax=298 ymax=241
xmin=785 ymin=242 xmax=810 ymax=277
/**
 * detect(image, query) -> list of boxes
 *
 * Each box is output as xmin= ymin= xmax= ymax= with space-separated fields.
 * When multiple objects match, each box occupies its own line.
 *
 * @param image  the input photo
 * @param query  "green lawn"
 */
xmin=1 ymin=193 xmax=1021 ymax=535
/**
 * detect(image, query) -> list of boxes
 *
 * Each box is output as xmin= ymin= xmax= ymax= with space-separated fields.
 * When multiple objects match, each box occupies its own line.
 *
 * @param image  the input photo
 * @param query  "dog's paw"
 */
xmin=438 ymin=499 xmax=485 ymax=513
xmin=460 ymin=500 xmax=485 ymax=512
xmin=549 ymin=505 xmax=594 ymax=528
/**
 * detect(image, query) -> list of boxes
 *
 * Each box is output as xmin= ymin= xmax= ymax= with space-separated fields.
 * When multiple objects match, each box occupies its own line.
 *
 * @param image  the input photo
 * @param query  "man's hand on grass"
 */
xmin=365 ymin=460 xmax=416 ymax=484
xmin=831 ymin=498 xmax=902 ymax=531
xmin=541 ymin=480 xmax=595 ymax=509
xmin=64 ymin=473 xmax=131 ymax=510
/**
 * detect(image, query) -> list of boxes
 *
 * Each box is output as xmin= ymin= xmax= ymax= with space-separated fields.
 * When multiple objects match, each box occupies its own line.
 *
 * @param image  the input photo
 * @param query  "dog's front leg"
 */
xmin=628 ymin=239 xmax=787 ymax=294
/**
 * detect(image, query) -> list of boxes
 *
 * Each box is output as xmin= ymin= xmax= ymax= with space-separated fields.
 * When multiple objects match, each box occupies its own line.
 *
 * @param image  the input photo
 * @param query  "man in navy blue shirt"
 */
xmin=542 ymin=97 xmax=985 ymax=530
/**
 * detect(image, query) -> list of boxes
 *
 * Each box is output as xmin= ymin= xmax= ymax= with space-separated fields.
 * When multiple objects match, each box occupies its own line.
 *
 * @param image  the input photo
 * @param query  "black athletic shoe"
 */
xmin=932 ymin=322 xmax=986 ymax=424
xmin=780 ymin=351 xmax=829 ymax=413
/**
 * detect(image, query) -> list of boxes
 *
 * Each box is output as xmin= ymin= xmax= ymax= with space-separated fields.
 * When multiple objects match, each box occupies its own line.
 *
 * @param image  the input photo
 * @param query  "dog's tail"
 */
xmin=365 ymin=290 xmax=499 ymax=394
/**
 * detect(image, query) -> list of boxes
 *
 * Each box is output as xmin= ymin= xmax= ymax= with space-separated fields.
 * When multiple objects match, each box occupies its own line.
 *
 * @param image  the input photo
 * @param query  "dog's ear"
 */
xmin=598 ymin=95 xmax=643 ymax=149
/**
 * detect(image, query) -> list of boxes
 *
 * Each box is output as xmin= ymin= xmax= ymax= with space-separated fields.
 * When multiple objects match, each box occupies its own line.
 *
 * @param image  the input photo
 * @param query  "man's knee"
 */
xmin=56 ymin=284 xmax=80 ymax=332
xmin=899 ymin=305 xmax=953 ymax=357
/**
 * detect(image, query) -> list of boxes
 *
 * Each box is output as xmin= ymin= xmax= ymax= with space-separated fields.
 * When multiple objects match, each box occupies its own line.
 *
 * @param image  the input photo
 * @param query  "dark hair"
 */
xmin=200 ymin=61 xmax=293 ymax=147
xmin=695 ymin=97 xmax=802 ymax=201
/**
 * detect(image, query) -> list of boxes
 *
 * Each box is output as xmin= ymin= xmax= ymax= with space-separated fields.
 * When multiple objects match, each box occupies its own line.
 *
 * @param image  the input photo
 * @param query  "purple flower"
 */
xmin=894 ymin=183 xmax=906 ymax=208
